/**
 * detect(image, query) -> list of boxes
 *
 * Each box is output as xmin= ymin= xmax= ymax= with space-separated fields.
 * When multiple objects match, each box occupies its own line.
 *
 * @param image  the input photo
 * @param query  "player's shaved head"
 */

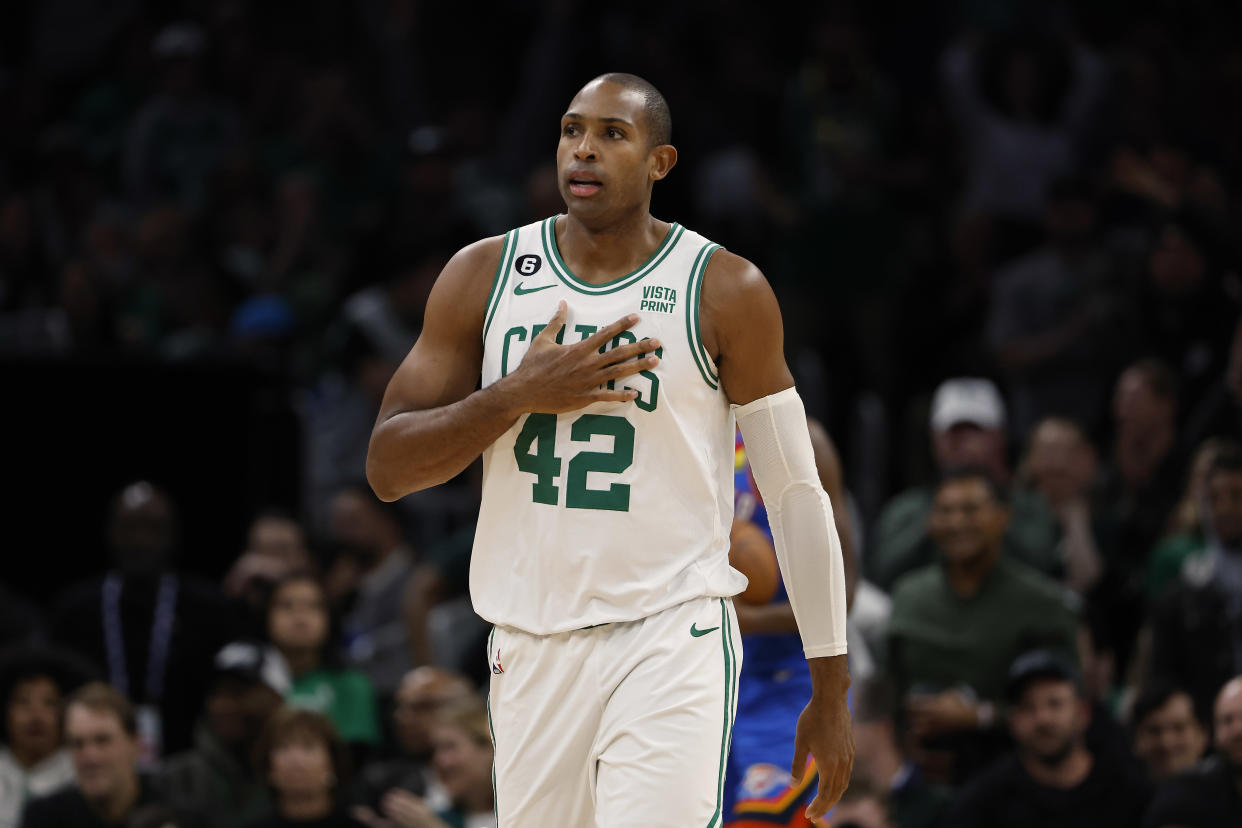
xmin=586 ymin=72 xmax=671 ymax=147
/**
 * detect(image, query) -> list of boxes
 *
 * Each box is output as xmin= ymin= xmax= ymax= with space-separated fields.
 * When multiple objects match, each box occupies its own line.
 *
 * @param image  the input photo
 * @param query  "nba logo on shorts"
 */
xmin=491 ymin=649 xmax=505 ymax=674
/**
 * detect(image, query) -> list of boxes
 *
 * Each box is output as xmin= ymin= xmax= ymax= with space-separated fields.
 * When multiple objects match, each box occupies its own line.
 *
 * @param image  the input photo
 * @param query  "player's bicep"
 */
xmin=701 ymin=251 xmax=795 ymax=406
xmin=377 ymin=238 xmax=501 ymax=418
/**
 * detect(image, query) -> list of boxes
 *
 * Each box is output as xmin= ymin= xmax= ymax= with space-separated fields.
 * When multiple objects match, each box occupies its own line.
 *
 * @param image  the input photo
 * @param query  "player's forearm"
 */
xmin=807 ymin=653 xmax=851 ymax=700
xmin=367 ymin=381 xmax=524 ymax=501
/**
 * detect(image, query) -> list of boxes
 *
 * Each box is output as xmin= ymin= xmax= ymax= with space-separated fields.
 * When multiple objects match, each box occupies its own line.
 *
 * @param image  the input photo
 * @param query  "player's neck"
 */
xmin=557 ymin=211 xmax=667 ymax=285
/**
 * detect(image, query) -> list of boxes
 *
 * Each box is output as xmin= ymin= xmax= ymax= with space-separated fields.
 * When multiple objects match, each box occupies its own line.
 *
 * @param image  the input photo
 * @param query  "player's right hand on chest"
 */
xmin=507 ymin=301 xmax=661 ymax=413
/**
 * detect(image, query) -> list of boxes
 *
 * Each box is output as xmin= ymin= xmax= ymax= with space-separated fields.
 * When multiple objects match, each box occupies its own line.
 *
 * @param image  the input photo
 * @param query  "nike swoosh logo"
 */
xmin=690 ymin=623 xmax=720 ymax=637
xmin=514 ymin=282 xmax=556 ymax=295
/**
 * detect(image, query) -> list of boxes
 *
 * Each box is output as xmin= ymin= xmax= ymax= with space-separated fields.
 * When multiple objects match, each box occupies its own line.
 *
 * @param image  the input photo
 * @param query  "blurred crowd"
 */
xmin=4 ymin=0 xmax=1242 ymax=826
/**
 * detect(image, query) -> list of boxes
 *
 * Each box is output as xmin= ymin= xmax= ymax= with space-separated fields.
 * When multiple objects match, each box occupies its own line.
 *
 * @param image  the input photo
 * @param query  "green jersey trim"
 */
xmin=484 ymin=230 xmax=517 ymax=339
xmin=486 ymin=627 xmax=500 ymax=825
xmin=707 ymin=599 xmax=738 ymax=827
xmin=541 ymin=216 xmax=685 ymax=295
xmin=685 ymin=243 xmax=722 ymax=390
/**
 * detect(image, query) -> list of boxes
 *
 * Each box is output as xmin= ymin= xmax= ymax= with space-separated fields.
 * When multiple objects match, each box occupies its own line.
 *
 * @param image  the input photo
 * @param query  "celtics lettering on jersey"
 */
xmin=503 ymin=324 xmax=662 ymax=512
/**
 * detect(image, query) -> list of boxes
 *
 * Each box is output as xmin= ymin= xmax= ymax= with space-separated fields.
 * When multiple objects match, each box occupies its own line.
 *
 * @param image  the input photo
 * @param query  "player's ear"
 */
xmin=648 ymin=144 xmax=677 ymax=181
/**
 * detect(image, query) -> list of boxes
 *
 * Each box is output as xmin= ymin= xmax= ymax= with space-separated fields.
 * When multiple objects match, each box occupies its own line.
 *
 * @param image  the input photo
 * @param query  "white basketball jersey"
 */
xmin=470 ymin=215 xmax=747 ymax=634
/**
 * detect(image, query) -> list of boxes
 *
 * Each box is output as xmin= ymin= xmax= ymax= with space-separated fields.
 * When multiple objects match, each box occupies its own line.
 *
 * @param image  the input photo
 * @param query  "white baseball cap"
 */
xmin=930 ymin=378 xmax=1006 ymax=432
xmin=213 ymin=641 xmax=291 ymax=695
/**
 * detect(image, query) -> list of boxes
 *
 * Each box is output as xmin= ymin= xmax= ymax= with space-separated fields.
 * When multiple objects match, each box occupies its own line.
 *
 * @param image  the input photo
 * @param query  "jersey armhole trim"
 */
xmin=483 ymin=230 xmax=517 ymax=340
xmin=686 ymin=242 xmax=722 ymax=390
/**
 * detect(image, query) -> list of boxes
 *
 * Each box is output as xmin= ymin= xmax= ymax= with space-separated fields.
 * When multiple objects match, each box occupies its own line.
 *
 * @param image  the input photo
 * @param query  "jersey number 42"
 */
xmin=513 ymin=413 xmax=633 ymax=512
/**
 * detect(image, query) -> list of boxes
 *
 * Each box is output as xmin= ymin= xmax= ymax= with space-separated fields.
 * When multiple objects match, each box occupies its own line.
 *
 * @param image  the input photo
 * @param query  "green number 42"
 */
xmin=513 ymin=413 xmax=634 ymax=512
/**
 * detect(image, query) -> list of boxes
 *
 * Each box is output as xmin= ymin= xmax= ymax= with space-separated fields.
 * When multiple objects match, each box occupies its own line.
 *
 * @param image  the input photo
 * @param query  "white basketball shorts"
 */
xmin=485 ymin=595 xmax=743 ymax=827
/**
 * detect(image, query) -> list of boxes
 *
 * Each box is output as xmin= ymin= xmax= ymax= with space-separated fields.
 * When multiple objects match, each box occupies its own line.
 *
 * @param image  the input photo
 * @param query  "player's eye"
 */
xmin=562 ymin=124 xmax=578 ymax=136
xmin=607 ymin=127 xmax=623 ymax=139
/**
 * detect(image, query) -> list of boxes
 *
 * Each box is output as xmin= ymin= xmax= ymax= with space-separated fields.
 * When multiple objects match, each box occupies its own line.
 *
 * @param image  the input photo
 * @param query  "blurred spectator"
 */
xmin=50 ymin=481 xmax=241 ymax=758
xmin=851 ymin=675 xmax=948 ymax=828
xmin=348 ymin=667 xmax=475 ymax=818
xmin=223 ymin=512 xmax=315 ymax=636
xmin=822 ymin=772 xmax=895 ymax=828
xmin=0 ymin=582 xmax=44 ymax=647
xmin=887 ymin=468 xmax=1079 ymax=784
xmin=1146 ymin=441 xmax=1242 ymax=599
xmin=781 ymin=11 xmax=896 ymax=212
xmin=337 ymin=247 xmax=441 ymax=368
xmin=847 ymin=578 xmax=892 ymax=686
xmin=300 ymin=326 xmax=399 ymax=539
xmin=323 ymin=486 xmax=416 ymax=699
xmin=156 ymin=641 xmax=288 ymax=828
xmin=869 ymin=377 xmax=1059 ymax=590
xmin=123 ymin=23 xmax=243 ymax=211
xmin=1019 ymin=417 xmax=1111 ymax=595
xmin=987 ymin=177 xmax=1130 ymax=436
xmin=945 ymin=650 xmax=1149 ymax=827
xmin=1185 ymin=315 xmax=1242 ymax=448
xmin=1166 ymin=438 xmax=1232 ymax=538
xmin=1129 ymin=681 xmax=1208 ymax=783
xmin=1134 ymin=213 xmax=1240 ymax=414
xmin=941 ymin=32 xmax=1105 ymax=232
xmin=20 ymin=682 xmax=183 ymax=827
xmin=268 ymin=572 xmax=381 ymax=750
xmin=0 ymin=646 xmax=95 ymax=827
xmin=1149 ymin=445 xmax=1242 ymax=719
xmin=1143 ymin=675 xmax=1242 ymax=828
xmin=0 ymin=192 xmax=49 ymax=311
xmin=1094 ymin=360 xmax=1184 ymax=672
xmin=395 ymin=456 xmax=487 ymax=682
xmin=247 ymin=707 xmax=366 ymax=828
xmin=1102 ymin=360 xmax=1183 ymax=565
xmin=363 ymin=701 xmax=495 ymax=828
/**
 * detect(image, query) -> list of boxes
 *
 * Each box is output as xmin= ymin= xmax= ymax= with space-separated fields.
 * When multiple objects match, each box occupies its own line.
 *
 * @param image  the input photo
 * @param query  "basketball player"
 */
xmin=367 ymin=73 xmax=853 ymax=827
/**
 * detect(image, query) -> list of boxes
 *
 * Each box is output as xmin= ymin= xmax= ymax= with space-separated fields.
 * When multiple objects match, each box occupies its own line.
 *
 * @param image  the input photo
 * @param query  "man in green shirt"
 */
xmin=869 ymin=378 xmax=1059 ymax=591
xmin=887 ymin=468 xmax=1079 ymax=784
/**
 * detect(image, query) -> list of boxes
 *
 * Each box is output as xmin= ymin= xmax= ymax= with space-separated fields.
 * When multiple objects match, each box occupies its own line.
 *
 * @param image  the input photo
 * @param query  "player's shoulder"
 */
xmin=698 ymin=248 xmax=777 ymax=334
xmin=702 ymin=248 xmax=768 ymax=292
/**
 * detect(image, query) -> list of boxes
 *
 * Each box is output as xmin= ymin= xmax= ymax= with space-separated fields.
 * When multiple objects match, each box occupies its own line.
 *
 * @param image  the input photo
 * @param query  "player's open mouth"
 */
xmin=568 ymin=177 xmax=602 ymax=197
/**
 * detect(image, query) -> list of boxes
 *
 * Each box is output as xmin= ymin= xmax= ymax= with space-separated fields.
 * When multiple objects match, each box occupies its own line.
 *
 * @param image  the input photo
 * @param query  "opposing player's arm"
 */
xmin=368 ymin=237 xmax=663 ymax=502
xmin=702 ymin=251 xmax=853 ymax=820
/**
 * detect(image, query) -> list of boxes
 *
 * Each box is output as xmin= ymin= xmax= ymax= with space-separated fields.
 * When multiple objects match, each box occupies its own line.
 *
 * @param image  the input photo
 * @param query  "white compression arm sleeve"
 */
xmin=734 ymin=387 xmax=848 ymax=658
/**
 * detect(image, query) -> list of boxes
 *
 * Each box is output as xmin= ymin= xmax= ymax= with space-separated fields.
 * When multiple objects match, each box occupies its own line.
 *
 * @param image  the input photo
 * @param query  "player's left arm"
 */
xmin=734 ymin=419 xmax=857 ymax=635
xmin=701 ymin=250 xmax=854 ymax=821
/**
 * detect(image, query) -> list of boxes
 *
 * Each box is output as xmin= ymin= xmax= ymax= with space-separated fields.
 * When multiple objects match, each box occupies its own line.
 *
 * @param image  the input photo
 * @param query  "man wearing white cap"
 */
xmin=155 ymin=642 xmax=290 ymax=828
xmin=868 ymin=378 xmax=1058 ymax=591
